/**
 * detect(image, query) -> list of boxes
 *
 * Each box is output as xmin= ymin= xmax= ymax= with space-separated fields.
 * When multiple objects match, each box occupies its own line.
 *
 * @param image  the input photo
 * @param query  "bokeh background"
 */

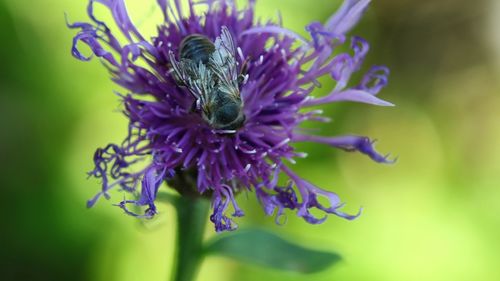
xmin=2 ymin=0 xmax=500 ymax=280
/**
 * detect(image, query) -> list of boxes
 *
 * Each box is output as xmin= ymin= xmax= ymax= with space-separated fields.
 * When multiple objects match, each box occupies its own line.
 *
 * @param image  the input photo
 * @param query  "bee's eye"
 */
xmin=215 ymin=103 xmax=239 ymax=125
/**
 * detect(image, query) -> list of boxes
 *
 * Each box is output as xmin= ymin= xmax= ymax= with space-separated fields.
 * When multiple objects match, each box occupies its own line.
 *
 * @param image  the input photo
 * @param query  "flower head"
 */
xmin=69 ymin=0 xmax=393 ymax=232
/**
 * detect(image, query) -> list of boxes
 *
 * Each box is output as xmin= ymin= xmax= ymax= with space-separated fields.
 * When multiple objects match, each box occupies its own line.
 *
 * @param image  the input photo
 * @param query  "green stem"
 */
xmin=171 ymin=196 xmax=210 ymax=281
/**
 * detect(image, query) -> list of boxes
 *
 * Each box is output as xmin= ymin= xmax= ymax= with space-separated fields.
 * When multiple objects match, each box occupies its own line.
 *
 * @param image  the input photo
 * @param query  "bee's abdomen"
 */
xmin=180 ymin=34 xmax=215 ymax=65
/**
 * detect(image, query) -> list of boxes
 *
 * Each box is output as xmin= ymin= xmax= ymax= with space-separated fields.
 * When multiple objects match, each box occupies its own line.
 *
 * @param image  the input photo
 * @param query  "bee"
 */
xmin=169 ymin=26 xmax=247 ymax=131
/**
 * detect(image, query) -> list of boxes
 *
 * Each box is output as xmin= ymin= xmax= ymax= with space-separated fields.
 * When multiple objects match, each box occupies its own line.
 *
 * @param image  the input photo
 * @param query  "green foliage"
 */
xmin=204 ymin=228 xmax=341 ymax=273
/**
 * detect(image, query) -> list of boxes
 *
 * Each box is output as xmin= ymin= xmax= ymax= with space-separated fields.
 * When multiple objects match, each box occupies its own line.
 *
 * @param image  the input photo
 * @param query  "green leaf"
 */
xmin=204 ymin=228 xmax=342 ymax=273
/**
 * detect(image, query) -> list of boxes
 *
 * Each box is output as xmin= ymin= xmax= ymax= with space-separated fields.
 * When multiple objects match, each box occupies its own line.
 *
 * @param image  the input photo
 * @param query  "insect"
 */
xmin=169 ymin=26 xmax=247 ymax=131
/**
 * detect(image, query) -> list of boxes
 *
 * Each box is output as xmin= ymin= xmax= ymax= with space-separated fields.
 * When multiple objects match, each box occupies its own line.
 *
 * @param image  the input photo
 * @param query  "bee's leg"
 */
xmin=168 ymin=68 xmax=186 ymax=86
xmin=166 ymin=54 xmax=188 ymax=87
xmin=173 ymin=76 xmax=186 ymax=87
xmin=238 ymin=56 xmax=251 ymax=85
xmin=189 ymin=100 xmax=197 ymax=113
xmin=190 ymin=98 xmax=204 ymax=113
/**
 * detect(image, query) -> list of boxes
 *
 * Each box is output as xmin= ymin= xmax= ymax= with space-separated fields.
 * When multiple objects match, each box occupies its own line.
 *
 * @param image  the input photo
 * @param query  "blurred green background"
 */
xmin=1 ymin=0 xmax=500 ymax=280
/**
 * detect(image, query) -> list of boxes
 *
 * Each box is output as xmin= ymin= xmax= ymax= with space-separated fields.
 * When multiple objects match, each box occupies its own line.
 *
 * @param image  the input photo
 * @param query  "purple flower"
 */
xmin=69 ymin=0 xmax=393 ymax=232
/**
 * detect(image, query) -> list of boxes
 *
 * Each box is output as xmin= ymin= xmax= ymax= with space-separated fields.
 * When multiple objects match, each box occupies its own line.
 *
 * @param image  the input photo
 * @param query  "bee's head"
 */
xmin=205 ymin=90 xmax=245 ymax=131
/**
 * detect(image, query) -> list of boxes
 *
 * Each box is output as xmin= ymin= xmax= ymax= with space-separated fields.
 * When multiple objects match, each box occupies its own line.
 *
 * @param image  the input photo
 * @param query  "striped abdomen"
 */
xmin=179 ymin=34 xmax=215 ymax=65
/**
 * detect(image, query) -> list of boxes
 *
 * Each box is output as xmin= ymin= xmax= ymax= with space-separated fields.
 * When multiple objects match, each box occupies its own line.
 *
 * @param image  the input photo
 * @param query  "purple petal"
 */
xmin=357 ymin=65 xmax=390 ymax=95
xmin=281 ymin=166 xmax=360 ymax=223
xmin=351 ymin=36 xmax=370 ymax=70
xmin=156 ymin=0 xmax=168 ymax=21
xmin=210 ymin=192 xmax=238 ymax=232
xmin=324 ymin=89 xmax=394 ymax=106
xmin=292 ymin=134 xmax=395 ymax=163
xmin=106 ymin=0 xmax=144 ymax=41
xmin=116 ymin=167 xmax=166 ymax=218
xmin=325 ymin=0 xmax=371 ymax=35
xmin=241 ymin=26 xmax=308 ymax=45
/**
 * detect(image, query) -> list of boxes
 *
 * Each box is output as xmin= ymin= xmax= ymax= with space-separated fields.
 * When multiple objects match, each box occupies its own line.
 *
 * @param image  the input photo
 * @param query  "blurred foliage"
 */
xmin=204 ymin=228 xmax=341 ymax=273
xmin=1 ymin=0 xmax=500 ymax=281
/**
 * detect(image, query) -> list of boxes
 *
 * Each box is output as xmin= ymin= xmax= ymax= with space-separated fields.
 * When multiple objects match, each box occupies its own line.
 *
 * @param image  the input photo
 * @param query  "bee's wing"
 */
xmin=169 ymin=51 xmax=213 ymax=107
xmin=219 ymin=26 xmax=237 ymax=57
xmin=209 ymin=26 xmax=240 ymax=99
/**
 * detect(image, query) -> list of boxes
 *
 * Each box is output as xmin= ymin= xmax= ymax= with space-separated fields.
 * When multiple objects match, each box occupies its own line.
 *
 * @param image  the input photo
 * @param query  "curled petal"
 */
xmin=304 ymin=49 xmax=392 ymax=106
xmin=329 ymin=53 xmax=354 ymax=90
xmin=256 ymin=165 xmax=359 ymax=224
xmin=281 ymin=166 xmax=360 ymax=223
xmin=306 ymin=187 xmax=361 ymax=220
xmin=351 ymin=36 xmax=369 ymax=70
xmin=256 ymin=184 xmax=299 ymax=224
xmin=67 ymin=1 xmax=121 ymax=65
xmin=292 ymin=134 xmax=394 ymax=163
xmin=210 ymin=192 xmax=238 ymax=232
xmin=357 ymin=66 xmax=390 ymax=95
xmin=325 ymin=36 xmax=368 ymax=92
xmin=306 ymin=21 xmax=346 ymax=52
xmin=70 ymin=29 xmax=119 ymax=65
xmin=87 ymin=142 xmax=144 ymax=207
xmin=116 ymin=167 xmax=167 ymax=218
